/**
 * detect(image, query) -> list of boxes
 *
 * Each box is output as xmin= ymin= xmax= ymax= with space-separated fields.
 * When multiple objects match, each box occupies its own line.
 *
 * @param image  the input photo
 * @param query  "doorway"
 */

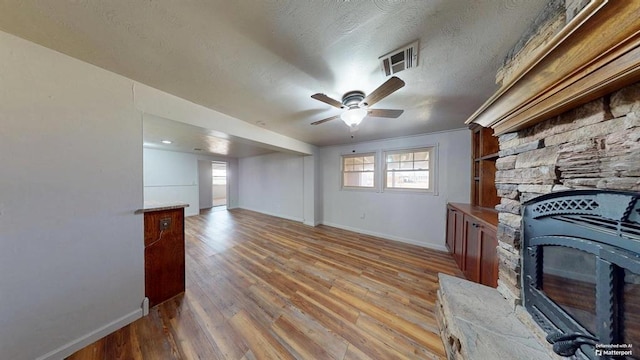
xmin=212 ymin=161 xmax=227 ymax=208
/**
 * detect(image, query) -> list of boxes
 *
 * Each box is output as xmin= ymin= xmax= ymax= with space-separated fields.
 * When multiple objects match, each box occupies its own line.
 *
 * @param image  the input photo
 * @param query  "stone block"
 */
xmin=546 ymin=117 xmax=631 ymax=146
xmin=517 ymin=184 xmax=554 ymax=194
xmin=498 ymin=241 xmax=515 ymax=254
xmin=610 ymin=82 xmax=640 ymax=118
xmin=499 ymin=136 xmax=525 ymax=152
xmin=551 ymin=184 xmax=571 ymax=192
xmin=495 ymin=165 xmax=557 ymax=185
xmin=529 ymin=98 xmax=609 ymax=142
xmin=498 ymin=132 xmax=519 ymax=144
xmin=496 ymin=155 xmax=517 ymax=170
xmin=497 ymin=243 xmax=520 ymax=270
xmin=496 ymin=184 xmax=519 ymax=199
xmin=498 ymin=214 xmax=521 ymax=231
xmin=520 ymin=192 xmax=547 ymax=203
xmin=596 ymin=177 xmax=640 ymax=191
xmin=498 ymin=212 xmax=522 ymax=229
xmin=515 ymin=146 xmax=559 ymax=169
xmin=495 ymin=198 xmax=521 ymax=215
xmin=499 ymin=139 xmax=544 ymax=157
xmin=497 ymin=223 xmax=521 ymax=249
xmin=561 ymin=97 xmax=610 ymax=128
xmin=562 ymin=178 xmax=601 ymax=188
xmin=499 ymin=262 xmax=521 ymax=288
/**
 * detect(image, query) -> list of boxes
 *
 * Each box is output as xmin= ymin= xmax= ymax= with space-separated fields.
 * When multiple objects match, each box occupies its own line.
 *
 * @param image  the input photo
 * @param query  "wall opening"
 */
xmin=212 ymin=161 xmax=227 ymax=208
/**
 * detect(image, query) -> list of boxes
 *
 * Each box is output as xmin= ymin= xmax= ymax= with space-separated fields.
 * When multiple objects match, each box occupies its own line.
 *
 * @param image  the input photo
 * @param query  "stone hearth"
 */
xmin=436 ymin=274 xmax=561 ymax=360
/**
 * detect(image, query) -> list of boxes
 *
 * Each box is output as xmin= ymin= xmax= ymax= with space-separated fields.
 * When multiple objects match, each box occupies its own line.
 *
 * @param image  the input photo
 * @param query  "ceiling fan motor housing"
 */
xmin=342 ymin=90 xmax=365 ymax=108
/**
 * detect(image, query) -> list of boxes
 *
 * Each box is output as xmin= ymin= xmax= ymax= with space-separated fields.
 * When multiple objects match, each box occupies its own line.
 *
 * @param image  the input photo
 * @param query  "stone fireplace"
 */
xmin=495 ymin=84 xmax=640 ymax=308
xmin=437 ymin=1 xmax=640 ymax=359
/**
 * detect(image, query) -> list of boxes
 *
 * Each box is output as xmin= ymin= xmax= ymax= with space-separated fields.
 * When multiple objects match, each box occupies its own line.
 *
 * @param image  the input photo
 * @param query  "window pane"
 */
xmin=354 ymin=164 xmax=363 ymax=171
xmin=387 ymin=154 xmax=400 ymax=163
xmin=387 ymin=162 xmax=400 ymax=170
xmin=344 ymin=157 xmax=354 ymax=165
xmin=400 ymin=153 xmax=413 ymax=161
xmin=344 ymin=172 xmax=374 ymax=187
xmin=400 ymin=161 xmax=414 ymax=170
xmin=414 ymin=160 xmax=429 ymax=169
xmin=353 ymin=157 xmax=363 ymax=165
xmin=364 ymin=156 xmax=374 ymax=164
xmin=386 ymin=170 xmax=429 ymax=189
xmin=414 ymin=151 xmax=429 ymax=161
xmin=344 ymin=164 xmax=353 ymax=171
xmin=363 ymin=163 xmax=374 ymax=171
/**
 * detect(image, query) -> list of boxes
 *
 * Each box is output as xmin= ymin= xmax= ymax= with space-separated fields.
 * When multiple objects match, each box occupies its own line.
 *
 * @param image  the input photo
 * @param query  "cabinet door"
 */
xmin=463 ymin=216 xmax=480 ymax=283
xmin=447 ymin=207 xmax=465 ymax=270
xmin=479 ymin=226 xmax=498 ymax=287
xmin=446 ymin=207 xmax=455 ymax=252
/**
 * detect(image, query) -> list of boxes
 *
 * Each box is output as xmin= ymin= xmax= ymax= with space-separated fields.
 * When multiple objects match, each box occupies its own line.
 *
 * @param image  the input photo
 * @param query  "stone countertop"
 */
xmin=135 ymin=202 xmax=189 ymax=214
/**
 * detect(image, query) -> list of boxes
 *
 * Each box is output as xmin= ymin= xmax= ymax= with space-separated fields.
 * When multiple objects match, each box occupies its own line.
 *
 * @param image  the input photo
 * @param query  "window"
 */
xmin=342 ymin=153 xmax=376 ymax=189
xmin=384 ymin=147 xmax=433 ymax=191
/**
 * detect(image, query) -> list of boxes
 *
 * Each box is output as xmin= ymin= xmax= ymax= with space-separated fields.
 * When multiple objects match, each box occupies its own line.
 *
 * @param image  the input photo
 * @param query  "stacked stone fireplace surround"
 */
xmin=494 ymin=82 xmax=640 ymax=307
xmin=437 ymin=83 xmax=640 ymax=360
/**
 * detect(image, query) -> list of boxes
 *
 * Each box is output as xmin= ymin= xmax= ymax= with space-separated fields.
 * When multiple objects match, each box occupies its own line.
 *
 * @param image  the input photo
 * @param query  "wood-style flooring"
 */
xmin=67 ymin=208 xmax=462 ymax=360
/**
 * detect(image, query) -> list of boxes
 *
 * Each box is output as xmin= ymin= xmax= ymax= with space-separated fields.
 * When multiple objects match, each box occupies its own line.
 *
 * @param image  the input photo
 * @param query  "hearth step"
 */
xmin=436 ymin=273 xmax=562 ymax=360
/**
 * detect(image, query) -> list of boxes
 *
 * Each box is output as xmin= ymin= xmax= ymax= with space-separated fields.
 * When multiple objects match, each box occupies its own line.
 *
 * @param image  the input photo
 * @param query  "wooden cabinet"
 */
xmin=446 ymin=206 xmax=465 ymax=269
xmin=143 ymin=207 xmax=186 ymax=307
xmin=471 ymin=125 xmax=499 ymax=208
xmin=446 ymin=203 xmax=498 ymax=288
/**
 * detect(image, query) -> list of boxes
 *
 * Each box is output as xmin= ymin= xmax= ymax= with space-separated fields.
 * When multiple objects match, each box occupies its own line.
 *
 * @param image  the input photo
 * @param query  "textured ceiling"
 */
xmin=0 ymin=0 xmax=549 ymax=153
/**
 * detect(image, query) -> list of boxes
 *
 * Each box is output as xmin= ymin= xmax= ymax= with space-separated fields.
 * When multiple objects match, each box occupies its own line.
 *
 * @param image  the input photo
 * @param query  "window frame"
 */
xmin=382 ymin=146 xmax=437 ymax=194
xmin=340 ymin=152 xmax=377 ymax=191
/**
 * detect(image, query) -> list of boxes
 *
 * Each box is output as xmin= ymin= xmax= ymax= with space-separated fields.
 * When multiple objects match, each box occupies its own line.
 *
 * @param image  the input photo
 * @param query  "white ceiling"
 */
xmin=0 ymin=0 xmax=549 ymax=156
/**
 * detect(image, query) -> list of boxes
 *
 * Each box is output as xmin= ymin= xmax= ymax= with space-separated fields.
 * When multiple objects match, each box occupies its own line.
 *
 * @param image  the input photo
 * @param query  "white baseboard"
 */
xmin=303 ymin=220 xmax=321 ymax=227
xmin=321 ymin=221 xmax=448 ymax=252
xmin=37 ymin=308 xmax=142 ymax=360
xmin=237 ymin=206 xmax=304 ymax=223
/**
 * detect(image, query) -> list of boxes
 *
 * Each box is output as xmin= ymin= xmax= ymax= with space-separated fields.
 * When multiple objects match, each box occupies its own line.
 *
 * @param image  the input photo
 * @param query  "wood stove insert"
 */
xmin=523 ymin=190 xmax=640 ymax=359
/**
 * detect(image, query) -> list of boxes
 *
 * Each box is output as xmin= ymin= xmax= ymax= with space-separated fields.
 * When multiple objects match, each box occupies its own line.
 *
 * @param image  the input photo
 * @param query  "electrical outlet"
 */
xmin=159 ymin=218 xmax=171 ymax=230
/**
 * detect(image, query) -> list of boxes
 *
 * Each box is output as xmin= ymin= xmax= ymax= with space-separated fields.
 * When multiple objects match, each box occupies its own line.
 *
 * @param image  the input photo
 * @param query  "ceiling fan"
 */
xmin=310 ymin=76 xmax=405 ymax=130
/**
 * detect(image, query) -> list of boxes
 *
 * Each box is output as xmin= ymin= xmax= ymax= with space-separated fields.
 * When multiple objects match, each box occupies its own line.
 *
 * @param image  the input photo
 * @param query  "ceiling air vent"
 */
xmin=379 ymin=40 xmax=419 ymax=77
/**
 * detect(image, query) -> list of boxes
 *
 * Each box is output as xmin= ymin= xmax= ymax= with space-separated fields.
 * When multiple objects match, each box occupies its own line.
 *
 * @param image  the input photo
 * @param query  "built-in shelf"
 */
xmin=471 ymin=125 xmax=499 ymax=209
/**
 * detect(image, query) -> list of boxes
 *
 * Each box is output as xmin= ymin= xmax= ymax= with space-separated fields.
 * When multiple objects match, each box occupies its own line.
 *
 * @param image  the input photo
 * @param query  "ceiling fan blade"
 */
xmin=361 ymin=76 xmax=405 ymax=107
xmin=311 ymin=114 xmax=341 ymax=125
xmin=368 ymin=109 xmax=404 ymax=118
xmin=311 ymin=93 xmax=344 ymax=109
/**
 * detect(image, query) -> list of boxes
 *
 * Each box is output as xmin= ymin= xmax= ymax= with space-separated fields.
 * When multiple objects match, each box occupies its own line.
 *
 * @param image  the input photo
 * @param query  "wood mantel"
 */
xmin=466 ymin=0 xmax=640 ymax=135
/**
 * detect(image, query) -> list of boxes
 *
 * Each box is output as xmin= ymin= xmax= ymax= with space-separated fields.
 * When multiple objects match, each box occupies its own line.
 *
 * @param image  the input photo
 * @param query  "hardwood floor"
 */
xmin=67 ymin=208 xmax=462 ymax=360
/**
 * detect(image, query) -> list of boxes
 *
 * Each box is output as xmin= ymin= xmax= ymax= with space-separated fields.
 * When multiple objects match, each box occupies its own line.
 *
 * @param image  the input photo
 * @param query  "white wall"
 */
xmin=144 ymin=148 xmax=238 ymax=216
xmin=0 ymin=31 xmax=144 ymax=360
xmin=198 ymin=160 xmax=213 ymax=209
xmin=239 ymin=153 xmax=305 ymax=222
xmin=319 ymin=130 xmax=471 ymax=251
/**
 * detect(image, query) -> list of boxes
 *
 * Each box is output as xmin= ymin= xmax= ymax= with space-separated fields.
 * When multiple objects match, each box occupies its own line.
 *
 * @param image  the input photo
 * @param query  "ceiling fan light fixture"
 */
xmin=340 ymin=108 xmax=367 ymax=127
